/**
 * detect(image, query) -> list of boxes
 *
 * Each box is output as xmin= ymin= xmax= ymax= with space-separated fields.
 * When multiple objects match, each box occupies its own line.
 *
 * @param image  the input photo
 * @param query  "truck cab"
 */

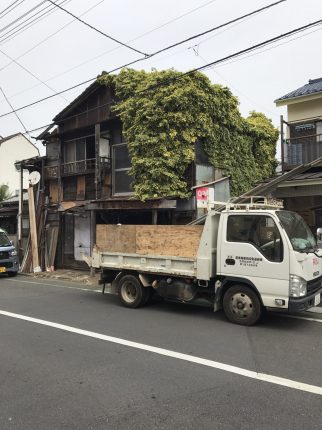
xmin=0 ymin=228 xmax=19 ymax=277
xmin=214 ymin=201 xmax=322 ymax=324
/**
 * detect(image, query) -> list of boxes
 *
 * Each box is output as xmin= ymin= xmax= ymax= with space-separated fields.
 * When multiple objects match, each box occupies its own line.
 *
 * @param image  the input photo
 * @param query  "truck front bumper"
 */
xmin=288 ymin=288 xmax=322 ymax=313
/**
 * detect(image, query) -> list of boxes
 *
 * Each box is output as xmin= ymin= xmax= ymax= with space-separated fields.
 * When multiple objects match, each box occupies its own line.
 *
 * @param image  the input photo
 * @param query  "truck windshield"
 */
xmin=0 ymin=232 xmax=11 ymax=247
xmin=276 ymin=211 xmax=316 ymax=252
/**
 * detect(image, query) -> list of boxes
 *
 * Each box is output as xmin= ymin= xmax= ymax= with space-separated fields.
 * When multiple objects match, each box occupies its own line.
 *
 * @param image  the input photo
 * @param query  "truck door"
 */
xmin=220 ymin=213 xmax=290 ymax=307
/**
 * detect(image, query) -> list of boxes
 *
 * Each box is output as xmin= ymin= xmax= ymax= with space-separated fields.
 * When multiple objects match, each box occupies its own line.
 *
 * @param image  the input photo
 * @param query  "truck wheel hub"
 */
xmin=231 ymin=293 xmax=253 ymax=317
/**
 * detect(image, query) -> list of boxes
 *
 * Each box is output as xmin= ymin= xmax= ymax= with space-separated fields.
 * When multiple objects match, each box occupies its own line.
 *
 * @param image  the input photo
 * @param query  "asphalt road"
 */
xmin=0 ymin=275 xmax=321 ymax=430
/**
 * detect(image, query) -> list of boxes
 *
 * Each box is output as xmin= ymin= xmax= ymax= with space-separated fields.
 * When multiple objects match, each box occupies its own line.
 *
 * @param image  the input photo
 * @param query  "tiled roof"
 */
xmin=275 ymin=78 xmax=322 ymax=102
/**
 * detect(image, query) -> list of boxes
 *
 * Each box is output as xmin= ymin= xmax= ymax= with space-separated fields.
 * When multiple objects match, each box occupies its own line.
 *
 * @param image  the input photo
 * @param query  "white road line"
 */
xmin=1 ymin=310 xmax=322 ymax=396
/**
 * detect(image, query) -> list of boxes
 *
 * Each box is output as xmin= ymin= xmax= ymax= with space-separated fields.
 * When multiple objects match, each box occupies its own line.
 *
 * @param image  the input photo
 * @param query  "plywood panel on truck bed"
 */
xmin=96 ymin=225 xmax=203 ymax=259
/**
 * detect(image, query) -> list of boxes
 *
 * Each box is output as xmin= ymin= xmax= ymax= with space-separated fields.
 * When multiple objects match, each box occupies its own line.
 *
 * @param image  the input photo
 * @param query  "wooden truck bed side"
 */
xmin=96 ymin=225 xmax=203 ymax=259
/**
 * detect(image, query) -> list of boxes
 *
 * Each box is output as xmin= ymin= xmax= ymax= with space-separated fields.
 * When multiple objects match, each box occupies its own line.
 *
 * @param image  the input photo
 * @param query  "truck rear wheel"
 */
xmin=223 ymin=285 xmax=262 ymax=326
xmin=118 ymin=274 xmax=150 ymax=308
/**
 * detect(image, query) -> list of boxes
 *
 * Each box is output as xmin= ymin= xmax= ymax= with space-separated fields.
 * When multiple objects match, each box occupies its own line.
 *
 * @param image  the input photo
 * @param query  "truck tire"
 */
xmin=223 ymin=284 xmax=262 ymax=326
xmin=118 ymin=274 xmax=150 ymax=308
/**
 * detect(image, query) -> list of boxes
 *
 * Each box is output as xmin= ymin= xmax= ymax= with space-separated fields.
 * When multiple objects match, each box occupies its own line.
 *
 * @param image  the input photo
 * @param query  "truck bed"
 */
xmin=91 ymin=224 xmax=204 ymax=277
xmin=91 ymin=250 xmax=197 ymax=277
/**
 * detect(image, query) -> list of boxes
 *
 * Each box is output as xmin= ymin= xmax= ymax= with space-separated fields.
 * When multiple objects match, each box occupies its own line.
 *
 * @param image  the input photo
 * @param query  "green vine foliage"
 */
xmin=98 ymin=69 xmax=278 ymax=200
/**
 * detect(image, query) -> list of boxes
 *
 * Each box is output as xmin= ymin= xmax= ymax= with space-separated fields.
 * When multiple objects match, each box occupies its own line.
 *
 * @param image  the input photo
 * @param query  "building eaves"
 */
xmin=0 ymin=132 xmax=23 ymax=145
xmin=275 ymin=77 xmax=322 ymax=103
xmin=53 ymin=78 xmax=103 ymax=123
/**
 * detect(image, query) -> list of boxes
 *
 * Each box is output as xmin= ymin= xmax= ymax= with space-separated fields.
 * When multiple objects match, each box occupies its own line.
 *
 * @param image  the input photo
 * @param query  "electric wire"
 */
xmin=6 ymin=0 xmax=285 ymax=101
xmin=46 ymin=0 xmax=148 ymax=57
xmin=0 ymin=0 xmax=102 ymax=75
xmin=6 ymin=0 xmax=220 ymax=94
xmin=11 ymin=17 xmax=322 ymax=132
xmin=0 ymin=47 xmax=69 ymax=102
xmin=0 ymin=0 xmax=47 ymax=34
xmin=0 ymin=0 xmax=26 ymax=20
xmin=0 ymin=86 xmax=29 ymax=135
xmin=151 ymin=0 xmax=286 ymax=57
xmin=0 ymin=0 xmax=71 ymax=45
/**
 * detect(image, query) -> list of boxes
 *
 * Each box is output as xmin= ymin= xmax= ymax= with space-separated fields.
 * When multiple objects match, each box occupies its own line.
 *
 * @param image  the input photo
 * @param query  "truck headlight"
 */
xmin=10 ymin=250 xmax=17 ymax=256
xmin=289 ymin=275 xmax=307 ymax=297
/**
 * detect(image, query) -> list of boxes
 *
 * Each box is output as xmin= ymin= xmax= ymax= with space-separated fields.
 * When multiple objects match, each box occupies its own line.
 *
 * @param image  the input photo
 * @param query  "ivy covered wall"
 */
xmin=98 ymin=69 xmax=278 ymax=201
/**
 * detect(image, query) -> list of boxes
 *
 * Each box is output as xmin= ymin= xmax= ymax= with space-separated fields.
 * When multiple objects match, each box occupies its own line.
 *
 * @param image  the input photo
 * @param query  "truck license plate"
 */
xmin=314 ymin=294 xmax=321 ymax=306
xmin=0 ymin=267 xmax=6 ymax=273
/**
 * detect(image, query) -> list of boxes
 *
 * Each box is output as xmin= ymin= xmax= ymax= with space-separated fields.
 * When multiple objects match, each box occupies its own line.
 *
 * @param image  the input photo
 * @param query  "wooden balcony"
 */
xmin=283 ymin=133 xmax=322 ymax=171
xmin=44 ymin=157 xmax=111 ymax=179
xmin=61 ymin=158 xmax=96 ymax=176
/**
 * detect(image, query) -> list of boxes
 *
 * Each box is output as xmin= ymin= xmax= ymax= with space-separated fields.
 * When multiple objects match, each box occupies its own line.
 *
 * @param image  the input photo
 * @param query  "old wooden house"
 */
xmin=27 ymin=78 xmax=229 ymax=269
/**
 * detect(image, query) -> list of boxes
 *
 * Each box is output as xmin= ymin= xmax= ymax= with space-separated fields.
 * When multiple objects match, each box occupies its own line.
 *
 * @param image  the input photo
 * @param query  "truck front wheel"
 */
xmin=223 ymin=285 xmax=262 ymax=326
xmin=118 ymin=274 xmax=150 ymax=308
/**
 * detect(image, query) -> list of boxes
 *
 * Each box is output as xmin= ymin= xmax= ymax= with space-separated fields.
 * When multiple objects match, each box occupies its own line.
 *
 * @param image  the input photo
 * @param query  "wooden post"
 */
xmin=95 ymin=123 xmax=101 ymax=200
xmin=28 ymin=186 xmax=39 ymax=270
xmin=280 ymin=115 xmax=285 ymax=173
xmin=17 ymin=162 xmax=23 ymax=261
xmin=90 ymin=209 xmax=96 ymax=276
xmin=152 ymin=210 xmax=158 ymax=225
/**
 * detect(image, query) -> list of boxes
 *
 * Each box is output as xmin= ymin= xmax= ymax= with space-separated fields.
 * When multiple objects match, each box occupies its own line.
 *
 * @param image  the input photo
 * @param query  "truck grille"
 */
xmin=0 ymin=251 xmax=9 ymax=259
xmin=307 ymin=276 xmax=322 ymax=295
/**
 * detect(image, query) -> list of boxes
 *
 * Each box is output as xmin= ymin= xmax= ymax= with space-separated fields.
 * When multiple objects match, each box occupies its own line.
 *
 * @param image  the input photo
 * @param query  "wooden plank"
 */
xmin=96 ymin=225 xmax=204 ymax=258
xmin=136 ymin=225 xmax=203 ymax=258
xmin=28 ymin=186 xmax=39 ymax=270
xmin=96 ymin=225 xmax=136 ymax=253
xmin=76 ymin=176 xmax=86 ymax=200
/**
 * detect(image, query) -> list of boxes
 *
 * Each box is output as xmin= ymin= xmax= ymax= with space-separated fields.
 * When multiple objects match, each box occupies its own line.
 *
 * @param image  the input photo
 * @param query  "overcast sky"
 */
xmin=0 ymin=0 xmax=321 ymax=157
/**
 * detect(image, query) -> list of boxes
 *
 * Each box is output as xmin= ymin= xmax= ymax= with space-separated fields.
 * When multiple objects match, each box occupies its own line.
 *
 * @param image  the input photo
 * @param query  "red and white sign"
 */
xmin=196 ymin=187 xmax=214 ymax=208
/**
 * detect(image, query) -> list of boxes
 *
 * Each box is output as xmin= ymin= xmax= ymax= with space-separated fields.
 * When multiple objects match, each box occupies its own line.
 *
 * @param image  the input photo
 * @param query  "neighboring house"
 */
xmin=0 ymin=133 xmax=39 ymax=195
xmin=0 ymin=192 xmax=30 ymax=249
xmin=274 ymin=77 xmax=322 ymax=230
xmin=23 ymin=79 xmax=229 ymax=269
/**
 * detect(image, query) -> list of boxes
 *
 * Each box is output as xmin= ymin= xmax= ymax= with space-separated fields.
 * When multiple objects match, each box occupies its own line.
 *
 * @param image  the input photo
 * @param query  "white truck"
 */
xmin=91 ymin=198 xmax=322 ymax=325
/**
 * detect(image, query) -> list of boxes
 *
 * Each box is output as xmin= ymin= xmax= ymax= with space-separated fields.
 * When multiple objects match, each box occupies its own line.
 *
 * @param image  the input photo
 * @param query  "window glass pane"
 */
xmin=64 ymin=142 xmax=75 ymax=163
xmin=86 ymin=136 xmax=95 ymax=159
xmin=114 ymin=170 xmax=133 ymax=194
xmin=114 ymin=145 xmax=131 ymax=169
xmin=76 ymin=139 xmax=86 ymax=161
xmin=227 ymin=215 xmax=283 ymax=262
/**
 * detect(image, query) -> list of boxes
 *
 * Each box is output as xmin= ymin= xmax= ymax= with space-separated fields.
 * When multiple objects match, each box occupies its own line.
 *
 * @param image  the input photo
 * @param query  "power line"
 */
xmin=0 ymin=0 xmax=25 ymax=20
xmin=3 ymin=0 xmax=283 ymax=103
xmin=10 ymin=0 xmax=220 ymax=95
xmin=151 ymin=0 xmax=286 ymax=57
xmin=0 ymin=0 xmax=47 ymax=35
xmin=214 ymin=25 xmax=322 ymax=69
xmin=46 ymin=0 xmax=148 ymax=57
xmin=0 ymin=47 xmax=69 ymax=102
xmin=9 ymin=17 xmax=322 ymax=128
xmin=4 ymin=0 xmax=285 ymax=104
xmin=0 ymin=86 xmax=29 ymax=135
xmin=0 ymin=0 xmax=102 ymax=74
xmin=0 ymin=0 xmax=71 ymax=45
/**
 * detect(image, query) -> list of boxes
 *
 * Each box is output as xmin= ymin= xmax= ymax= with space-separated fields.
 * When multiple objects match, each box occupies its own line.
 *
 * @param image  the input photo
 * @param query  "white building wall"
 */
xmin=0 ymin=134 xmax=39 ymax=195
xmin=287 ymin=97 xmax=322 ymax=123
